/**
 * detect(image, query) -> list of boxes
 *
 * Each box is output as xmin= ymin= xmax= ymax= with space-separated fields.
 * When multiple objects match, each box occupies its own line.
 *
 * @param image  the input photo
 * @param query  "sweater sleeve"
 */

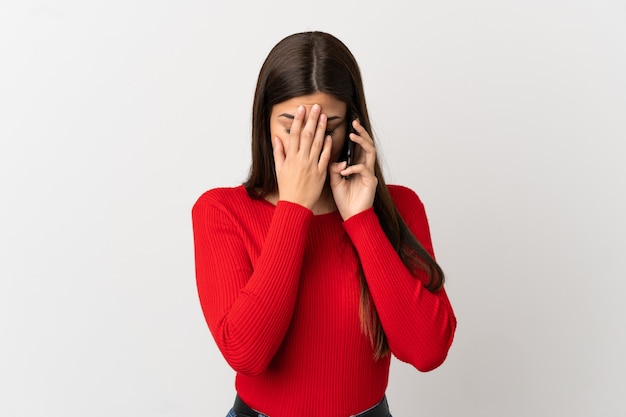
xmin=192 ymin=194 xmax=313 ymax=376
xmin=342 ymin=190 xmax=456 ymax=372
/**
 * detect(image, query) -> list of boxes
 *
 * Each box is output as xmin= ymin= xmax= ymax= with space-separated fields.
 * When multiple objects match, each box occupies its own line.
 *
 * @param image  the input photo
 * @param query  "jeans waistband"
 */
xmin=233 ymin=394 xmax=389 ymax=417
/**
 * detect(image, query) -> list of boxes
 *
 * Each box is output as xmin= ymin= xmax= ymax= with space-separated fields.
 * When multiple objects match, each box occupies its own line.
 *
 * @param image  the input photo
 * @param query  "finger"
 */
xmin=317 ymin=135 xmax=333 ymax=171
xmin=349 ymin=130 xmax=375 ymax=152
xmin=299 ymin=104 xmax=321 ymax=153
xmin=352 ymin=118 xmax=373 ymax=144
xmin=309 ymin=113 xmax=327 ymax=159
xmin=329 ymin=160 xmax=347 ymax=181
xmin=287 ymin=105 xmax=306 ymax=155
xmin=349 ymin=132 xmax=377 ymax=167
xmin=339 ymin=162 xmax=376 ymax=180
xmin=329 ymin=162 xmax=350 ymax=193
xmin=350 ymin=119 xmax=375 ymax=161
xmin=272 ymin=136 xmax=285 ymax=171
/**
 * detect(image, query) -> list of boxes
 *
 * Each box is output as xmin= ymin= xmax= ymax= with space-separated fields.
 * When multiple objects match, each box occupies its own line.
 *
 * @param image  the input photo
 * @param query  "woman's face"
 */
xmin=269 ymin=92 xmax=348 ymax=162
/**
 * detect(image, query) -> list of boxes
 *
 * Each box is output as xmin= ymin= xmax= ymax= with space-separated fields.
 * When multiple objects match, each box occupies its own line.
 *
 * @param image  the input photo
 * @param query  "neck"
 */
xmin=310 ymin=188 xmax=337 ymax=215
xmin=264 ymin=187 xmax=337 ymax=215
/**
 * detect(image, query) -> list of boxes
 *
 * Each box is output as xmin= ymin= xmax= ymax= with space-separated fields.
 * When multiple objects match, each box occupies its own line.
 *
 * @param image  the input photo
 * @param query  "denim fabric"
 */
xmin=226 ymin=409 xmax=392 ymax=417
xmin=226 ymin=406 xmax=392 ymax=416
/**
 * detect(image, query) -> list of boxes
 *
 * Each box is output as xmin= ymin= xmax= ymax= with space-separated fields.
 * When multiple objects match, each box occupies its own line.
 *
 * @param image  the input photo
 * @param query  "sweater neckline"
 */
xmin=240 ymin=185 xmax=342 ymax=220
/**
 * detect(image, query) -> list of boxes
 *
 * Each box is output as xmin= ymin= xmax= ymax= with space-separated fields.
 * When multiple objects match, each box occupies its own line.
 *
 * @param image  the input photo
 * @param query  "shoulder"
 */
xmin=194 ymin=185 xmax=243 ymax=206
xmin=386 ymin=184 xmax=434 ymax=251
xmin=194 ymin=185 xmax=246 ymax=204
xmin=192 ymin=185 xmax=255 ymax=216
xmin=387 ymin=184 xmax=425 ymax=218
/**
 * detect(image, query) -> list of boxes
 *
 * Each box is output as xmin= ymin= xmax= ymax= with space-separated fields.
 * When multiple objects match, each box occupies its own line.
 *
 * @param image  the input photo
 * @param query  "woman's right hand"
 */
xmin=272 ymin=104 xmax=333 ymax=210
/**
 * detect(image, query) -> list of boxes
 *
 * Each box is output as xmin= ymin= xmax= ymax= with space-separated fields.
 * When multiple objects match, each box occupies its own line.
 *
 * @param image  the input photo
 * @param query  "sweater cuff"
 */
xmin=342 ymin=207 xmax=382 ymax=242
xmin=272 ymin=200 xmax=314 ymax=233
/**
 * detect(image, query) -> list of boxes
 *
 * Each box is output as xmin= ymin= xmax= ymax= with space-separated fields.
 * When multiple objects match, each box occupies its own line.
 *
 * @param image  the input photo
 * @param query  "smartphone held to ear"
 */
xmin=340 ymin=113 xmax=358 ymax=179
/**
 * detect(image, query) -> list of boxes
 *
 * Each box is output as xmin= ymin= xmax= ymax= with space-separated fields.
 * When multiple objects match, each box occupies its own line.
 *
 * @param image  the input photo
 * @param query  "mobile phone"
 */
xmin=340 ymin=111 xmax=358 ymax=179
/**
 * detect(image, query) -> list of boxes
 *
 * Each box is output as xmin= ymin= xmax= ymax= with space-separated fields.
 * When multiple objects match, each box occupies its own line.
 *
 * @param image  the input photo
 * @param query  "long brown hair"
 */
xmin=244 ymin=31 xmax=444 ymax=359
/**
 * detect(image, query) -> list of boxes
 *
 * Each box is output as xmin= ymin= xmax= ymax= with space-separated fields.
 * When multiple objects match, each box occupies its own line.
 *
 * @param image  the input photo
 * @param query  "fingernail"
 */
xmin=297 ymin=105 xmax=305 ymax=114
xmin=312 ymin=104 xmax=320 ymax=112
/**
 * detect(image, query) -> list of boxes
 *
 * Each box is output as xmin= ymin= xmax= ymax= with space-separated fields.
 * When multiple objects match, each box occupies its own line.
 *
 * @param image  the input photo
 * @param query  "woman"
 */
xmin=192 ymin=31 xmax=456 ymax=417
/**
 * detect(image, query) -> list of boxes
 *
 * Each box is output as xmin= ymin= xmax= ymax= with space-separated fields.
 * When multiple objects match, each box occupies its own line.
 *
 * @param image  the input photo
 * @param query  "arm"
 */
xmin=193 ymin=102 xmax=332 ymax=375
xmin=192 ymin=194 xmax=312 ymax=376
xmin=343 ymin=192 xmax=456 ymax=372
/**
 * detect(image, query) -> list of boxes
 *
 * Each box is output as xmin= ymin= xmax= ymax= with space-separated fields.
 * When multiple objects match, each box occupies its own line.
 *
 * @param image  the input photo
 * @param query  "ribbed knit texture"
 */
xmin=192 ymin=185 xmax=456 ymax=417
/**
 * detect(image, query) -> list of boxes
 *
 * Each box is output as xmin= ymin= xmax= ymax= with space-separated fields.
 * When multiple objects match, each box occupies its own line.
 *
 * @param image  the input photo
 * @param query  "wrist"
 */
xmin=339 ymin=205 xmax=373 ymax=221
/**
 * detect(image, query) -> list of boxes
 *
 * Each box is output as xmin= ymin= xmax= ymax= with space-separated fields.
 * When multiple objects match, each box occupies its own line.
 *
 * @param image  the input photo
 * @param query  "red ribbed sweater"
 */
xmin=192 ymin=185 xmax=456 ymax=417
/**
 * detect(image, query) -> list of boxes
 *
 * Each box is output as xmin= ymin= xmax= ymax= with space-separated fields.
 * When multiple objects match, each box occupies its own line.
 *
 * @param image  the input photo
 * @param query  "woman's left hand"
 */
xmin=329 ymin=119 xmax=378 ymax=220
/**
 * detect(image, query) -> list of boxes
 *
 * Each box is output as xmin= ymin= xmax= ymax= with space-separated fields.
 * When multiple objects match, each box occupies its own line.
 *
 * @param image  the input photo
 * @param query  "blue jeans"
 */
xmin=225 ymin=407 xmax=392 ymax=417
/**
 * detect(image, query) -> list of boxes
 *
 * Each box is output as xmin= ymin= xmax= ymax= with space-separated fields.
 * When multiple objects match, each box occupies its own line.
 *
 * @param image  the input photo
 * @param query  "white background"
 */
xmin=1 ymin=1 xmax=625 ymax=416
